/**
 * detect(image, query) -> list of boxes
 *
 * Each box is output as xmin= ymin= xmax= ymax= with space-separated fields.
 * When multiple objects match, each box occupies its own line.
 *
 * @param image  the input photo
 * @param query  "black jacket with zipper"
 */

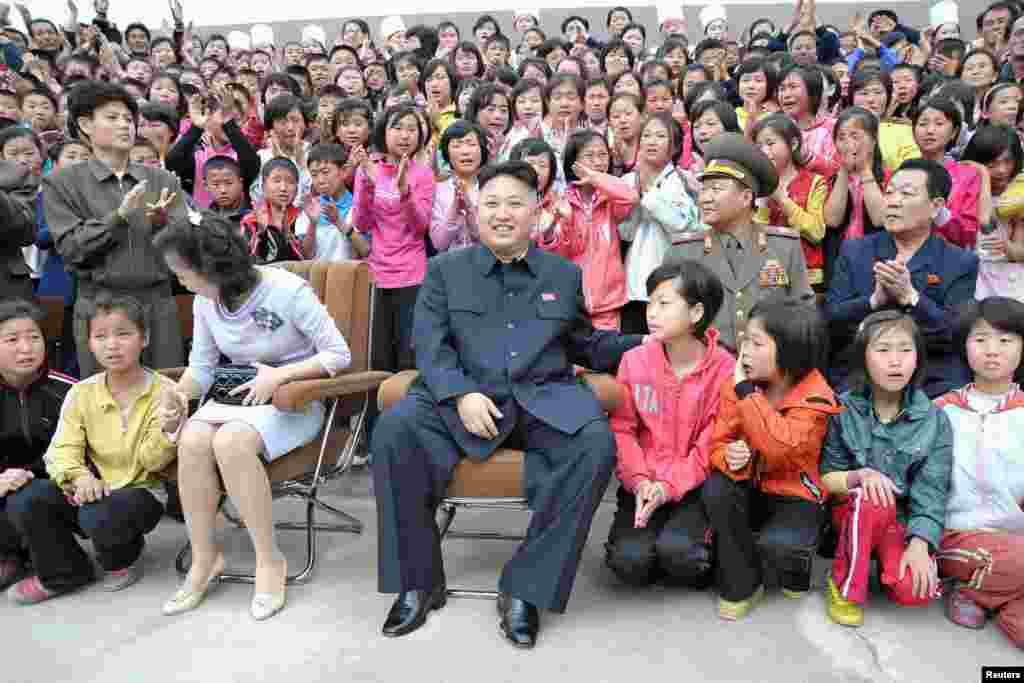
xmin=0 ymin=370 xmax=75 ymax=478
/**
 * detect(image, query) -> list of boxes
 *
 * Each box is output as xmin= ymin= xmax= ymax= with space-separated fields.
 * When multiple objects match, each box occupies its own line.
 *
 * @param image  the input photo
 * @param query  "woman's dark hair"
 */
xmin=849 ymin=68 xmax=892 ymax=114
xmin=684 ymin=80 xmax=728 ymax=115
xmin=834 ymin=106 xmax=886 ymax=185
xmin=508 ymin=137 xmax=558 ymax=195
xmin=962 ymin=122 xmax=1024 ymax=179
xmin=406 ymin=24 xmax=439 ymax=62
xmin=646 ymin=259 xmax=724 ymax=338
xmin=656 ymin=37 xmax=690 ymax=68
xmin=734 ymin=57 xmax=780 ymax=104
xmin=332 ymin=97 xmax=375 ymax=139
xmin=982 ymin=81 xmax=1024 ymax=122
xmin=621 ymin=22 xmax=646 ymax=42
xmin=847 ymin=311 xmax=927 ymax=393
xmin=263 ymin=93 xmax=303 ymax=130
xmin=748 ymin=296 xmax=830 ymax=382
xmin=899 ymin=158 xmax=954 ymax=199
xmin=688 ymin=99 xmax=740 ymax=152
xmin=0 ymin=299 xmax=44 ymax=331
xmin=494 ymin=66 xmax=519 ymax=89
xmin=418 ymin=58 xmax=459 ymax=102
xmin=261 ymin=72 xmax=301 ymax=104
xmin=935 ymin=80 xmax=977 ymax=129
xmin=451 ymin=41 xmax=485 ymax=78
xmin=679 ymin=63 xmax=713 ymax=99
xmin=473 ymin=14 xmax=500 ymax=35
xmin=778 ymin=65 xmax=824 ymax=116
xmin=455 ymin=77 xmax=485 ymax=117
xmin=84 ymin=292 xmax=149 ymax=338
xmin=545 ymin=72 xmax=585 ymax=101
xmin=437 ymin=21 xmax=459 ymax=40
xmin=371 ymin=104 xmax=425 ymax=156
xmin=913 ymin=96 xmax=963 ymax=152
xmin=439 ymin=120 xmax=489 ymax=167
xmin=641 ymin=112 xmax=685 ymax=167
xmin=601 ymin=38 xmax=636 ymax=72
xmin=750 ymin=113 xmax=806 ymax=167
xmin=563 ymin=130 xmax=609 ymax=182
xmin=389 ymin=51 xmax=422 ymax=84
xmin=517 ymin=57 xmax=551 ymax=81
xmin=465 ymin=83 xmax=512 ymax=134
xmin=511 ymin=78 xmax=547 ymax=120
xmin=154 ymin=213 xmax=260 ymax=310
xmin=954 ymin=297 xmax=1024 ymax=384
xmin=607 ymin=6 xmax=633 ymax=27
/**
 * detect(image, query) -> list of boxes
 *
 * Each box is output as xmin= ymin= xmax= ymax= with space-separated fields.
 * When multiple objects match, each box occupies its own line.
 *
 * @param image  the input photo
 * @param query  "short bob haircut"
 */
xmin=896 ymin=158 xmax=953 ymax=200
xmin=439 ymin=120 xmax=489 ymax=167
xmin=332 ymin=97 xmax=375 ymax=140
xmin=847 ymin=310 xmax=926 ymax=393
xmin=656 ymin=37 xmax=689 ymax=66
xmin=510 ymin=78 xmax=547 ymax=120
xmin=82 ymin=292 xmax=149 ymax=338
xmin=734 ymin=57 xmax=779 ymax=103
xmin=912 ymin=97 xmax=963 ymax=152
xmin=478 ymin=160 xmax=538 ymax=195
xmin=748 ymin=296 xmax=830 ymax=383
xmin=67 ymin=81 xmax=139 ymax=140
xmin=418 ymin=58 xmax=459 ymax=101
xmin=601 ymin=38 xmax=636 ymax=72
xmin=646 ymin=259 xmax=724 ymax=339
xmin=687 ymin=99 xmax=740 ymax=152
xmin=0 ymin=298 xmax=44 ymax=331
xmin=848 ymin=68 xmax=892 ymax=113
xmin=750 ymin=113 xmax=806 ymax=167
xmin=154 ymin=212 xmax=260 ymax=310
xmin=465 ymin=84 xmax=513 ymax=134
xmin=962 ymin=122 xmax=1024 ymax=180
xmin=642 ymin=112 xmax=685 ymax=162
xmin=563 ymin=129 xmax=610 ymax=182
xmin=450 ymin=41 xmax=485 ymax=78
xmin=263 ymin=93 xmax=303 ymax=131
xmin=307 ymin=142 xmax=349 ymax=168
xmin=508 ymin=137 xmax=558 ymax=196
xmin=777 ymin=65 xmax=824 ymax=116
xmin=954 ymin=297 xmax=1024 ymax=384
xmin=371 ymin=104 xmax=425 ymax=157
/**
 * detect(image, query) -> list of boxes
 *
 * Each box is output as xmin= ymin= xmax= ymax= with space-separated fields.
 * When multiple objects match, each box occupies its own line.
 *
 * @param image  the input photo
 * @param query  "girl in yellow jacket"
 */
xmin=5 ymin=294 xmax=180 ymax=604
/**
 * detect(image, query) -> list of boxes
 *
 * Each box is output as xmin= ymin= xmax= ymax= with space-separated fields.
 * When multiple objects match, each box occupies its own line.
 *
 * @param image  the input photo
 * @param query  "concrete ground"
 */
xmin=3 ymin=468 xmax=1018 ymax=683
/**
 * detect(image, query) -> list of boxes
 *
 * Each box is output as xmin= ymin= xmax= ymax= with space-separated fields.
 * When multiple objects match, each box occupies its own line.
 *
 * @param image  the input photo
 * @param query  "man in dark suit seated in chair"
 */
xmin=372 ymin=161 xmax=643 ymax=649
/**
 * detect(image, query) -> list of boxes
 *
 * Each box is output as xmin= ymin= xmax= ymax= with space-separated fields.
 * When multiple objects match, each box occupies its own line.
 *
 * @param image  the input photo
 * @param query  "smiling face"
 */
xmin=477 ymin=174 xmax=538 ymax=258
xmin=864 ymin=323 xmax=918 ymax=396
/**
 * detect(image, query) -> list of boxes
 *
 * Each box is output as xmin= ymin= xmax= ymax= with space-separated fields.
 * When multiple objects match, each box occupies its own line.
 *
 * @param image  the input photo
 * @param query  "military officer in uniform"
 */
xmin=668 ymin=133 xmax=813 ymax=352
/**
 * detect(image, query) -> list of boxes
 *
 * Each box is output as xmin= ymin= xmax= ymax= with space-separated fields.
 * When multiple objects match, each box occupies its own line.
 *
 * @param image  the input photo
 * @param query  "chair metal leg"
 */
xmin=437 ymin=499 xmax=528 ymax=600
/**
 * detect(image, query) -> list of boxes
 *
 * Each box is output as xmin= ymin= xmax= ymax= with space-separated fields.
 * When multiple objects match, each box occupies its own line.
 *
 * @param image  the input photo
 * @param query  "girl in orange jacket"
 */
xmin=702 ymin=297 xmax=840 ymax=621
xmin=536 ymin=130 xmax=638 ymax=330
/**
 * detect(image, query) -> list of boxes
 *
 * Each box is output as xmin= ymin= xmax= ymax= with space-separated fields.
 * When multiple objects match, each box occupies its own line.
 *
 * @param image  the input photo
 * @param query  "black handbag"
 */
xmin=208 ymin=364 xmax=259 ymax=405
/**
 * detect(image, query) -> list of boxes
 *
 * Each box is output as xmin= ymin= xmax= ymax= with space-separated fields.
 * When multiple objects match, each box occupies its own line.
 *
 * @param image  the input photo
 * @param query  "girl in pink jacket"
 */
xmin=606 ymin=260 xmax=736 ymax=587
xmin=537 ymin=130 xmax=638 ymax=330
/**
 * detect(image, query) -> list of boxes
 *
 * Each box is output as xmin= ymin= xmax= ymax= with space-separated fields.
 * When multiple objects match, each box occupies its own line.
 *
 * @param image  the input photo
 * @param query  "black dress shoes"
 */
xmin=497 ymin=592 xmax=539 ymax=649
xmin=381 ymin=585 xmax=447 ymax=637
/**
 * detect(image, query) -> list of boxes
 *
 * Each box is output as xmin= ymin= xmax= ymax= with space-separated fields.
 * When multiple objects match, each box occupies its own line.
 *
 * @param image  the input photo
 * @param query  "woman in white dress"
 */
xmin=154 ymin=213 xmax=351 ymax=621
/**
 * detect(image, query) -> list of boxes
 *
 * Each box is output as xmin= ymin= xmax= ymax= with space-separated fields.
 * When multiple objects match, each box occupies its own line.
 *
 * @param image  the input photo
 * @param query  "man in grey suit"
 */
xmin=372 ymin=161 xmax=642 ymax=648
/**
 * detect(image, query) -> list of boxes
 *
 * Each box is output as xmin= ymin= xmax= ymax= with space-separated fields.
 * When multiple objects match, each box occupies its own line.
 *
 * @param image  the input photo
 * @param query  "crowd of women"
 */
xmin=0 ymin=0 xmax=1019 ymax=652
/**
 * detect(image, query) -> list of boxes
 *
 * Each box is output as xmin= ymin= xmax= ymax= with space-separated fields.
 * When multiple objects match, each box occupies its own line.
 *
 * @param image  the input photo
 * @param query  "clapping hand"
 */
xmin=145 ymin=188 xmax=178 ymax=226
xmin=396 ymin=154 xmax=410 ymax=195
xmin=873 ymin=259 xmax=916 ymax=306
xmin=118 ymin=181 xmax=148 ymax=221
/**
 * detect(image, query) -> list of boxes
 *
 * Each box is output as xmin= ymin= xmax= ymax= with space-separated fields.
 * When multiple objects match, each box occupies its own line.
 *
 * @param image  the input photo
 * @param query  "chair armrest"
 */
xmin=273 ymin=371 xmax=393 ymax=412
xmin=377 ymin=370 xmax=421 ymax=411
xmin=158 ymin=367 xmax=187 ymax=381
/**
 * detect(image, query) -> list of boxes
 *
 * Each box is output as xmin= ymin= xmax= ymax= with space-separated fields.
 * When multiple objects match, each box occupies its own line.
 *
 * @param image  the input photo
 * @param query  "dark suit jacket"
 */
xmin=824 ymin=231 xmax=979 ymax=398
xmin=413 ymin=243 xmax=643 ymax=461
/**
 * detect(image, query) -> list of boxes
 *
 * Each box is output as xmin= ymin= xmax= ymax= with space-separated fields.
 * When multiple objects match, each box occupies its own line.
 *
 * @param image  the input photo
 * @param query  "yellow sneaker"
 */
xmin=781 ymin=588 xmax=808 ymax=600
xmin=718 ymin=585 xmax=764 ymax=621
xmin=826 ymin=574 xmax=864 ymax=627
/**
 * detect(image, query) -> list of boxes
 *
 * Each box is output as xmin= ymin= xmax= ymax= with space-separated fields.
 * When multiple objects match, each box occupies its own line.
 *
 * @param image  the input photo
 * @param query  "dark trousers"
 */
xmin=605 ymin=485 xmax=712 ymax=587
xmin=702 ymin=472 xmax=825 ymax=602
xmin=372 ymin=389 xmax=617 ymax=613
xmin=371 ymin=285 xmax=419 ymax=373
xmin=0 ymin=499 xmax=25 ymax=560
xmin=619 ymin=300 xmax=649 ymax=336
xmin=6 ymin=480 xmax=163 ymax=591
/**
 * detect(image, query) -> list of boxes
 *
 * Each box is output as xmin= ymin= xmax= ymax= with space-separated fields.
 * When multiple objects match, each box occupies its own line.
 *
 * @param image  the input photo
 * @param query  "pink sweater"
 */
xmin=935 ymin=159 xmax=982 ymax=250
xmin=350 ymin=159 xmax=435 ymax=289
xmin=610 ymin=328 xmax=736 ymax=501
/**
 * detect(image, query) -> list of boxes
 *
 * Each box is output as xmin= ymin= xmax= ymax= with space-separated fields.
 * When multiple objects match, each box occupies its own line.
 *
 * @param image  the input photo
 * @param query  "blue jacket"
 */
xmin=412 ymin=243 xmax=642 ymax=461
xmin=823 ymin=231 xmax=978 ymax=398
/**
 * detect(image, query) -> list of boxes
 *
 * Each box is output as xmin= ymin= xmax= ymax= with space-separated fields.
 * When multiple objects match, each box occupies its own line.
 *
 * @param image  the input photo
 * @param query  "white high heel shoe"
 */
xmin=251 ymin=557 xmax=287 ymax=621
xmin=163 ymin=554 xmax=225 ymax=616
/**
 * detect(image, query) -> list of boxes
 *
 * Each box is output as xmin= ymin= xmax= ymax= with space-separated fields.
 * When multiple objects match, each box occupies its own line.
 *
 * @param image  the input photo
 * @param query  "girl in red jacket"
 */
xmin=607 ymin=260 xmax=736 ymax=587
xmin=703 ymin=297 xmax=839 ymax=620
xmin=536 ymin=130 xmax=638 ymax=330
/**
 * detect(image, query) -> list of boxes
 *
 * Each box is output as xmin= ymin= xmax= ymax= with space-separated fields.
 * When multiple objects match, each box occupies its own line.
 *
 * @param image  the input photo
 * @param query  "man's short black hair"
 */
xmin=261 ymin=72 xmax=301 ymax=103
xmin=439 ymin=120 xmax=489 ymax=167
xmin=202 ymin=154 xmax=242 ymax=179
xmin=263 ymin=93 xmax=303 ymax=130
xmin=67 ymin=81 xmax=139 ymax=139
xmin=139 ymin=102 xmax=179 ymax=134
xmin=935 ymin=38 xmax=967 ymax=60
xmin=561 ymin=15 xmax=590 ymax=34
xmin=607 ymin=6 xmax=633 ymax=27
xmin=478 ymin=160 xmax=538 ymax=194
xmin=694 ymin=38 xmax=725 ymax=60
xmin=308 ymin=142 xmax=349 ymax=168
xmin=896 ymin=158 xmax=953 ymax=200
xmin=646 ymin=259 xmax=724 ymax=338
xmin=748 ymin=297 xmax=829 ymax=382
xmin=124 ymin=22 xmax=151 ymax=44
